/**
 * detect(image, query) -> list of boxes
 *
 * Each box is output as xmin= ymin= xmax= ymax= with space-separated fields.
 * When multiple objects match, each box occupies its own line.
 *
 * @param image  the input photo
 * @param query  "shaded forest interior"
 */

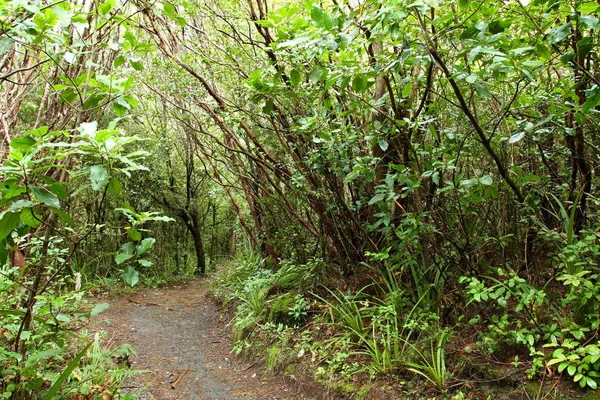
xmin=3 ymin=0 xmax=600 ymax=398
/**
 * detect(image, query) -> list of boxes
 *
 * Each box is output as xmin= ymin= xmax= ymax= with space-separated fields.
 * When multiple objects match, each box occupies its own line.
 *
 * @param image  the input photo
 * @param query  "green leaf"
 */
xmin=107 ymin=178 xmax=122 ymax=195
xmin=557 ymin=362 xmax=568 ymax=373
xmin=509 ymin=132 xmax=525 ymax=144
xmin=368 ymin=193 xmax=386 ymax=205
xmin=90 ymin=303 xmax=109 ymax=317
xmin=123 ymin=266 xmax=139 ymax=287
xmin=0 ymin=37 xmax=14 ymax=55
xmin=290 ymin=69 xmax=301 ymax=86
xmin=99 ymin=0 xmax=115 ymax=15
xmin=130 ymin=61 xmax=144 ymax=71
xmin=310 ymin=66 xmax=324 ymax=84
xmin=55 ymin=313 xmax=70 ymax=323
xmin=137 ymin=238 xmax=155 ymax=256
xmin=20 ymin=209 xmax=41 ymax=228
xmin=474 ymin=82 xmax=490 ymax=99
xmin=29 ymin=126 xmax=49 ymax=137
xmin=588 ymin=378 xmax=598 ymax=389
xmin=277 ymin=35 xmax=313 ymax=49
xmin=31 ymin=187 xmax=60 ymax=208
xmin=49 ymin=183 xmax=66 ymax=200
xmin=43 ymin=342 xmax=93 ymax=400
xmin=311 ymin=6 xmax=332 ymax=30
xmin=10 ymin=136 xmax=36 ymax=150
xmin=465 ymin=74 xmax=478 ymax=84
xmin=0 ymin=241 xmax=7 ymax=265
xmin=115 ymin=242 xmax=136 ymax=264
xmin=568 ymin=364 xmax=577 ymax=376
xmin=138 ymin=259 xmax=154 ymax=267
xmin=479 ymin=175 xmax=493 ymax=186
xmin=114 ymin=55 xmax=125 ymax=68
xmin=89 ymin=165 xmax=110 ymax=191
xmin=550 ymin=23 xmax=571 ymax=44
xmin=52 ymin=5 xmax=71 ymax=25
xmin=9 ymin=200 xmax=34 ymax=212
xmin=579 ymin=2 xmax=599 ymax=13
xmin=580 ymin=15 xmax=599 ymax=30
xmin=352 ymin=74 xmax=368 ymax=92
xmin=113 ymin=102 xmax=127 ymax=116
xmin=127 ymin=228 xmax=142 ymax=241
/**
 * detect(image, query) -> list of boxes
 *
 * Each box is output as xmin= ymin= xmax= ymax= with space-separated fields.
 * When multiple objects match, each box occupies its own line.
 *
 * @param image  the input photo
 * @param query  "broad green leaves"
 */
xmin=89 ymin=165 xmax=110 ymax=191
xmin=352 ymin=74 xmax=368 ymax=93
xmin=0 ymin=212 xmax=20 ymax=241
xmin=115 ymin=242 xmax=137 ymax=265
xmin=123 ymin=266 xmax=139 ymax=287
xmin=31 ymin=187 xmax=60 ymax=208
xmin=311 ymin=6 xmax=333 ymax=30
xmin=114 ymin=238 xmax=157 ymax=265
xmin=98 ymin=0 xmax=116 ymax=15
xmin=137 ymin=238 xmax=155 ymax=256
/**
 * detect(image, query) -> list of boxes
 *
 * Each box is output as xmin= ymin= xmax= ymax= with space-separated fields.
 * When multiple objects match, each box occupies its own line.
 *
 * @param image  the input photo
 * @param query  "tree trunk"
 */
xmin=189 ymin=223 xmax=206 ymax=275
xmin=179 ymin=210 xmax=206 ymax=275
xmin=189 ymin=213 xmax=206 ymax=275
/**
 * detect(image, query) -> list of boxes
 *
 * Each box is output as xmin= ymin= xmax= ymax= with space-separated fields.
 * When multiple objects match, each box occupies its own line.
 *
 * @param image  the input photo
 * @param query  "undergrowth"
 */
xmin=0 ymin=266 xmax=144 ymax=399
xmin=212 ymin=236 xmax=600 ymax=399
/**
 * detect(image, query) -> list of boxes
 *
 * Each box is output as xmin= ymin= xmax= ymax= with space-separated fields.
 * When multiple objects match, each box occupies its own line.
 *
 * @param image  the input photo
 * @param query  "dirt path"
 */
xmin=92 ymin=279 xmax=315 ymax=400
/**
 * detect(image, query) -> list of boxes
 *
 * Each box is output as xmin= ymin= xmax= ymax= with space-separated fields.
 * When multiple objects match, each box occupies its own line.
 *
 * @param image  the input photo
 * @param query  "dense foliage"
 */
xmin=3 ymin=0 xmax=600 ymax=397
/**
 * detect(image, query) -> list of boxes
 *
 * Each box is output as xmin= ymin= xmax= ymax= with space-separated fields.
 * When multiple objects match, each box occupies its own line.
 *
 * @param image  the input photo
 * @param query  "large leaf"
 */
xmin=123 ymin=266 xmax=139 ymax=287
xmin=89 ymin=165 xmax=110 ymax=191
xmin=10 ymin=136 xmax=36 ymax=150
xmin=49 ymin=183 xmax=66 ymax=200
xmin=0 ymin=240 xmax=8 ymax=265
xmin=311 ymin=6 xmax=332 ymax=30
xmin=137 ymin=259 xmax=154 ymax=267
xmin=550 ymin=23 xmax=571 ymax=45
xmin=115 ymin=242 xmax=136 ymax=264
xmin=479 ymin=175 xmax=493 ymax=186
xmin=31 ymin=187 xmax=60 ymax=208
xmin=8 ymin=200 xmax=34 ymax=212
xmin=107 ymin=178 xmax=122 ymax=195
xmin=127 ymin=228 xmax=142 ymax=241
xmin=137 ymin=238 xmax=155 ymax=256
xmin=0 ymin=212 xmax=20 ymax=241
xmin=352 ymin=74 xmax=368 ymax=92
xmin=509 ymin=132 xmax=525 ymax=144
xmin=290 ymin=69 xmax=301 ymax=86
xmin=309 ymin=66 xmax=325 ymax=84
xmin=99 ymin=0 xmax=116 ymax=15
xmin=20 ymin=209 xmax=41 ymax=228
xmin=0 ymin=36 xmax=14 ymax=55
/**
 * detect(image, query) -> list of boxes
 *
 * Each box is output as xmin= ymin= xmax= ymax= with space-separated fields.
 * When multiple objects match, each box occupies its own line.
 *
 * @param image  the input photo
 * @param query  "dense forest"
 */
xmin=2 ymin=0 xmax=600 ymax=398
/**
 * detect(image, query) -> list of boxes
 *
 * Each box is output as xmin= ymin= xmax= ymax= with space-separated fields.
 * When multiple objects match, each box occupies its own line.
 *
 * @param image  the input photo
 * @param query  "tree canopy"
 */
xmin=3 ymin=0 xmax=600 ymax=397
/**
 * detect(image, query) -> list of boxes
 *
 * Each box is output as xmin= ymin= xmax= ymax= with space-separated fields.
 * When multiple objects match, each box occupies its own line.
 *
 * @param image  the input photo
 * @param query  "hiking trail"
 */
xmin=93 ymin=279 xmax=315 ymax=400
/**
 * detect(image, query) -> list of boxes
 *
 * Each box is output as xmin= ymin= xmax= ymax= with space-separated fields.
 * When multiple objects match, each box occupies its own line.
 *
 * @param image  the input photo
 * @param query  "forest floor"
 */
xmin=91 ymin=279 xmax=320 ymax=400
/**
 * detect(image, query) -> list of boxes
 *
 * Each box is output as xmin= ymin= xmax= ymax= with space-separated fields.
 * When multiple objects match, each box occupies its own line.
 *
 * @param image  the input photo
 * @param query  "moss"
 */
xmin=578 ymin=391 xmax=600 ymax=400
xmin=330 ymin=381 xmax=357 ymax=394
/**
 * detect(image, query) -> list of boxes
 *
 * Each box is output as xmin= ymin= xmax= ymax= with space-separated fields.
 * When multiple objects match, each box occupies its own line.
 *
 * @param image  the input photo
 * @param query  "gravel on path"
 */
xmin=93 ymin=279 xmax=316 ymax=400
